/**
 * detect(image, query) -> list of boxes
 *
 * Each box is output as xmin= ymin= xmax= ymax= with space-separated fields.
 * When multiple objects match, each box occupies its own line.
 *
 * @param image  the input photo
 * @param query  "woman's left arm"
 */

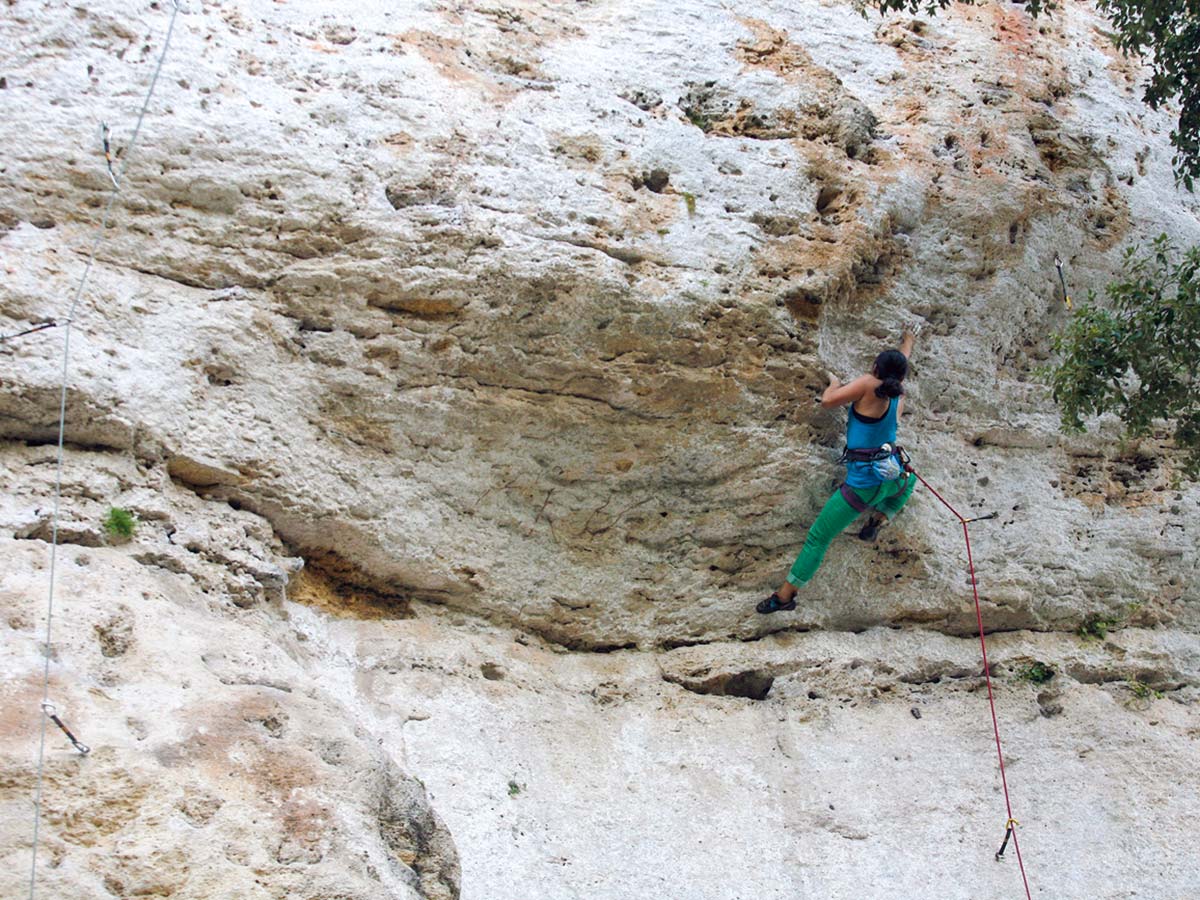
xmin=820 ymin=374 xmax=872 ymax=409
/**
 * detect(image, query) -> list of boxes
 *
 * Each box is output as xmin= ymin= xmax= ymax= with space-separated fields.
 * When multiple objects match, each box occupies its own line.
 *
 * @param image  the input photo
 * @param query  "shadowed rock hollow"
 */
xmin=1 ymin=2 xmax=1198 ymax=899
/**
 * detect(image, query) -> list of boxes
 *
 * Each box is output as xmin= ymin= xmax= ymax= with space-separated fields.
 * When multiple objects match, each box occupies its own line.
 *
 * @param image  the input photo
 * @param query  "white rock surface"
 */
xmin=1 ymin=1 xmax=1198 ymax=898
xmin=300 ymin=612 xmax=1200 ymax=899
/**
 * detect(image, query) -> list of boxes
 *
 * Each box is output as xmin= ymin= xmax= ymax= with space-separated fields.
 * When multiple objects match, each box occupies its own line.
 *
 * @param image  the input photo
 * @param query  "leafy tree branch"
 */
xmin=1047 ymin=237 xmax=1200 ymax=476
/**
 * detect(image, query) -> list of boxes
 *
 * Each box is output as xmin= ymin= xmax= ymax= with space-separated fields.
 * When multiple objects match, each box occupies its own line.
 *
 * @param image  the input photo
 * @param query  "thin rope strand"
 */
xmin=908 ymin=468 xmax=1033 ymax=900
xmin=27 ymin=5 xmax=181 ymax=898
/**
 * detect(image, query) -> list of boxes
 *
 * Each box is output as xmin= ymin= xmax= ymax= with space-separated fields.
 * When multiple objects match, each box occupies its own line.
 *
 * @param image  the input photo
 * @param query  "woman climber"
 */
xmin=756 ymin=328 xmax=918 ymax=615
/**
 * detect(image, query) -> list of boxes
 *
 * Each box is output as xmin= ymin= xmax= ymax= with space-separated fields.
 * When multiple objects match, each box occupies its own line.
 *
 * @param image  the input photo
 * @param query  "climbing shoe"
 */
xmin=858 ymin=515 xmax=885 ymax=542
xmin=756 ymin=592 xmax=796 ymax=614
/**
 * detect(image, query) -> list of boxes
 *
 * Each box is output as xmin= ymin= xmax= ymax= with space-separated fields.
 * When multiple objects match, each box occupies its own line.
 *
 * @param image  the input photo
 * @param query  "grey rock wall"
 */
xmin=1 ymin=1 xmax=1198 ymax=898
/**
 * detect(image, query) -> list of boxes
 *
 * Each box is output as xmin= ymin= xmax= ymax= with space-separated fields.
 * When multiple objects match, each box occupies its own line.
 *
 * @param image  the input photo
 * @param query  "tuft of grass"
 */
xmin=1078 ymin=614 xmax=1119 ymax=643
xmin=682 ymin=191 xmax=697 ymax=216
xmin=1017 ymin=661 xmax=1055 ymax=685
xmin=1124 ymin=679 xmax=1164 ymax=710
xmin=507 ymin=780 xmax=521 ymax=797
xmin=1127 ymin=680 xmax=1162 ymax=703
xmin=685 ymin=108 xmax=712 ymax=132
xmin=103 ymin=506 xmax=137 ymax=540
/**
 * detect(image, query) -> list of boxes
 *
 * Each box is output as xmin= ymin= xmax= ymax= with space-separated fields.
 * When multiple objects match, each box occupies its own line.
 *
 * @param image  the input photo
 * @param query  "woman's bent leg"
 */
xmin=876 ymin=473 xmax=917 ymax=520
xmin=786 ymin=488 xmax=863 ymax=587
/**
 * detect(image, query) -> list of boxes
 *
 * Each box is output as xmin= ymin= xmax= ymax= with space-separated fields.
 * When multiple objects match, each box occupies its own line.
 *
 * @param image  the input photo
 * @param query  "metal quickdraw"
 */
xmin=41 ymin=703 xmax=90 ymax=756
xmin=100 ymin=122 xmax=119 ymax=188
xmin=0 ymin=321 xmax=67 ymax=343
xmin=963 ymin=511 xmax=998 ymax=524
xmin=1054 ymin=255 xmax=1072 ymax=310
xmin=995 ymin=818 xmax=1020 ymax=862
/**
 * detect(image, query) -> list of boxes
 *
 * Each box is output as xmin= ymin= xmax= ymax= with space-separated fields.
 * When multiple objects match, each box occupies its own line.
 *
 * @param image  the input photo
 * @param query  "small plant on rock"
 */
xmin=1126 ymin=679 xmax=1163 ymax=708
xmin=1018 ymin=661 xmax=1055 ymax=685
xmin=507 ymin=780 xmax=522 ymax=797
xmin=1078 ymin=614 xmax=1119 ymax=643
xmin=103 ymin=506 xmax=137 ymax=541
xmin=684 ymin=107 xmax=712 ymax=132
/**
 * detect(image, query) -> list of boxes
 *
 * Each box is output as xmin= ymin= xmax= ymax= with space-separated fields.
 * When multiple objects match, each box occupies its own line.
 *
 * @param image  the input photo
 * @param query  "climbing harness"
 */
xmin=903 ymin=454 xmax=1034 ymax=900
xmin=25 ymin=4 xmax=181 ymax=899
xmin=40 ymin=703 xmax=89 ymax=756
xmin=837 ymin=442 xmax=904 ymax=467
xmin=838 ymin=481 xmax=878 ymax=515
xmin=1054 ymin=255 xmax=1072 ymax=310
xmin=836 ymin=443 xmax=907 ymax=513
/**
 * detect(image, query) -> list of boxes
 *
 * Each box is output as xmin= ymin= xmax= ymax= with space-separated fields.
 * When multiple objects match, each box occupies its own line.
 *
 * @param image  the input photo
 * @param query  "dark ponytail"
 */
xmin=873 ymin=349 xmax=908 ymax=399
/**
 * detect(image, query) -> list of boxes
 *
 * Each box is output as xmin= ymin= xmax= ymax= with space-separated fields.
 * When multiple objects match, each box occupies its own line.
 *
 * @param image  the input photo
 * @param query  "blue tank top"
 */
xmin=844 ymin=396 xmax=899 ymax=489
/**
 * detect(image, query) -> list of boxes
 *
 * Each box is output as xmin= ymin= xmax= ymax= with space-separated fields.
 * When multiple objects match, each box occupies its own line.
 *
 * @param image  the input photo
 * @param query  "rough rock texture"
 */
xmin=1 ymin=1 xmax=1199 ymax=898
xmin=299 ymin=613 xmax=1200 ymax=899
xmin=0 ymin=454 xmax=460 ymax=900
xmin=2 ymin=0 xmax=1199 ymax=647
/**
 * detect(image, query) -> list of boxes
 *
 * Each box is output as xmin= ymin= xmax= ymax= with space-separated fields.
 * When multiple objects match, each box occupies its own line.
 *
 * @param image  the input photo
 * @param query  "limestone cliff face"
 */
xmin=2 ymin=2 xmax=1199 ymax=899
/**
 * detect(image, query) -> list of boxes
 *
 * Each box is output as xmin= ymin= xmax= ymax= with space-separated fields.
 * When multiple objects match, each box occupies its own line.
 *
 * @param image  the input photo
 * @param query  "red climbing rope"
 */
xmin=906 ymin=466 xmax=1033 ymax=900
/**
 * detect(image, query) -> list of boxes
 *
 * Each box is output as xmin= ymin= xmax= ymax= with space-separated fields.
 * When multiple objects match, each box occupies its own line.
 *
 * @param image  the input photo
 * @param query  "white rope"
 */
xmin=26 ymin=3 xmax=182 ymax=897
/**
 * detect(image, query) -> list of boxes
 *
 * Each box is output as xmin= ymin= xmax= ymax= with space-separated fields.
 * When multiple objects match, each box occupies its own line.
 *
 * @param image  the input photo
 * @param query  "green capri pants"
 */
xmin=786 ymin=473 xmax=917 ymax=588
